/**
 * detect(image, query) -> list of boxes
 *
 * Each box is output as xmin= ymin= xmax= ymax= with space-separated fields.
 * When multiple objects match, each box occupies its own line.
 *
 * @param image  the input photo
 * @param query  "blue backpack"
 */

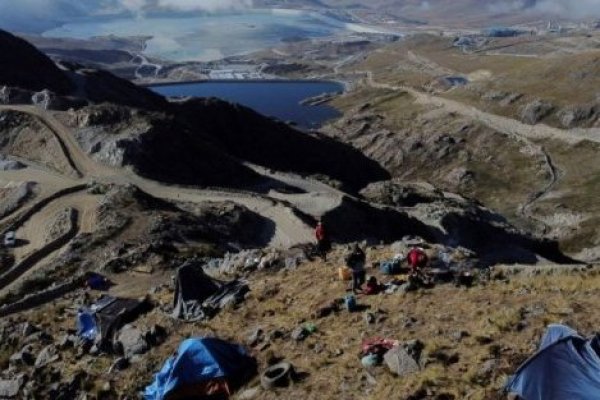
xmin=380 ymin=260 xmax=401 ymax=275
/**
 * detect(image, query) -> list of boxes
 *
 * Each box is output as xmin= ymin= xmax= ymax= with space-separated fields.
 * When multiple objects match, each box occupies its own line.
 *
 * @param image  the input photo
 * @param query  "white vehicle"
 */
xmin=4 ymin=231 xmax=16 ymax=247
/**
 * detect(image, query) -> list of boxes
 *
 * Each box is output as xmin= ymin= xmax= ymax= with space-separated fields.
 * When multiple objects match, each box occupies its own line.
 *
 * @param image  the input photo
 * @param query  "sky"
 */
xmin=1 ymin=0 xmax=600 ymax=34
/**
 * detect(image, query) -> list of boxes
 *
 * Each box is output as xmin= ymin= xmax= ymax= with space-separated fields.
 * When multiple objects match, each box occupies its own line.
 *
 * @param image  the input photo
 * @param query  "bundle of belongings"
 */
xmin=505 ymin=324 xmax=600 ymax=400
xmin=144 ymin=337 xmax=257 ymax=400
xmin=172 ymin=261 xmax=249 ymax=322
xmin=379 ymin=254 xmax=405 ymax=275
xmin=76 ymin=295 xmax=152 ymax=351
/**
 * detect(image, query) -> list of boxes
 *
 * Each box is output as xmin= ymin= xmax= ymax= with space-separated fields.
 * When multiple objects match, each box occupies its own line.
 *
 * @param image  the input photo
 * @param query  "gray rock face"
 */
xmin=9 ymin=347 xmax=34 ymax=367
xmin=521 ymin=100 xmax=554 ymax=125
xmin=384 ymin=346 xmax=420 ymax=377
xmin=35 ymin=345 xmax=59 ymax=368
xmin=115 ymin=325 xmax=148 ymax=357
xmin=0 ymin=86 xmax=33 ymax=105
xmin=0 ymin=374 xmax=25 ymax=398
xmin=557 ymin=105 xmax=597 ymax=128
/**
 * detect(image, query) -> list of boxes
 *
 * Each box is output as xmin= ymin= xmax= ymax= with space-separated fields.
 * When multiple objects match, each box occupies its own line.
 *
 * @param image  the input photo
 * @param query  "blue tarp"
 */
xmin=506 ymin=324 xmax=600 ymax=400
xmin=144 ymin=337 xmax=256 ymax=400
xmin=76 ymin=310 xmax=97 ymax=342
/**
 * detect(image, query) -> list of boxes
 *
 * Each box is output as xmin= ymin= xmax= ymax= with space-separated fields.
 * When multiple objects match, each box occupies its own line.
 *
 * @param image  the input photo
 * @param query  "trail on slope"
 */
xmin=360 ymin=70 xmax=572 ymax=229
xmin=0 ymin=105 xmax=323 ymax=249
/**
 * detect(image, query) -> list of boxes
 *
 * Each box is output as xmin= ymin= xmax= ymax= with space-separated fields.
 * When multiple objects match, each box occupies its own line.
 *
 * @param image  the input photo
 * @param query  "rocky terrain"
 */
xmin=0 ymin=21 xmax=595 ymax=400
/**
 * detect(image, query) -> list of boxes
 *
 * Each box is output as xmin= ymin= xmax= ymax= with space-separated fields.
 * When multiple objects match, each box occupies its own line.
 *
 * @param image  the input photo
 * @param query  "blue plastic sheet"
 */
xmin=144 ymin=337 xmax=255 ymax=400
xmin=506 ymin=324 xmax=600 ymax=400
xmin=76 ymin=311 xmax=97 ymax=342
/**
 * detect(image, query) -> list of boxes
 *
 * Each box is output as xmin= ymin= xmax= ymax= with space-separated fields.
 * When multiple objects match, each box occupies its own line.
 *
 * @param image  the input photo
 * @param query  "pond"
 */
xmin=151 ymin=80 xmax=344 ymax=130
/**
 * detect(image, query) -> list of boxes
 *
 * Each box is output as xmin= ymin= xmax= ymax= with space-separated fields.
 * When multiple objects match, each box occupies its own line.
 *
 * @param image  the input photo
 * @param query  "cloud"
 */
xmin=157 ymin=0 xmax=253 ymax=12
xmin=489 ymin=0 xmax=600 ymax=18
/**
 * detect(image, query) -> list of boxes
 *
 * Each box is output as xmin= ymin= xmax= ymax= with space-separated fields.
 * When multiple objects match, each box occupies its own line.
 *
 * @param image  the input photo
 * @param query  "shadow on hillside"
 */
xmin=176 ymin=98 xmax=391 ymax=193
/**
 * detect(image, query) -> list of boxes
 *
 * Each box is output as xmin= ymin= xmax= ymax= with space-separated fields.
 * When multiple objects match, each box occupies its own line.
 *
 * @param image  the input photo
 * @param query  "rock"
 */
xmin=364 ymin=312 xmax=376 ymax=325
xmin=405 ymin=340 xmax=424 ymax=361
xmin=521 ymin=99 xmax=554 ymax=124
xmin=108 ymin=357 xmax=129 ymax=373
xmin=384 ymin=346 xmax=420 ymax=377
xmin=146 ymin=325 xmax=167 ymax=346
xmin=115 ymin=325 xmax=149 ymax=357
xmin=23 ymin=331 xmax=53 ymax=345
xmin=451 ymin=330 xmax=470 ymax=342
xmin=558 ymin=105 xmax=597 ymax=128
xmin=265 ymin=329 xmax=284 ymax=342
xmin=247 ymin=328 xmax=264 ymax=347
xmin=0 ymin=374 xmax=25 ymax=398
xmin=58 ymin=335 xmax=77 ymax=350
xmin=21 ymin=323 xmax=39 ymax=337
xmin=475 ymin=359 xmax=498 ymax=383
xmin=238 ymin=387 xmax=260 ymax=400
xmin=9 ymin=347 xmax=34 ymax=367
xmin=35 ymin=345 xmax=60 ymax=368
xmin=291 ymin=327 xmax=308 ymax=342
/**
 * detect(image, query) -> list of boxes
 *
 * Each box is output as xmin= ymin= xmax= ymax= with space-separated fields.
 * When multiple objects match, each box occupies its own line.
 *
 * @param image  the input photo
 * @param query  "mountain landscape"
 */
xmin=1 ymin=1 xmax=600 ymax=399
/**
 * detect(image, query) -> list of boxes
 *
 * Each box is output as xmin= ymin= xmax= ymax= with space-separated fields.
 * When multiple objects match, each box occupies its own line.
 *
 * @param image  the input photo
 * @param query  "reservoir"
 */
xmin=43 ymin=10 xmax=353 ymax=62
xmin=151 ymin=80 xmax=344 ymax=129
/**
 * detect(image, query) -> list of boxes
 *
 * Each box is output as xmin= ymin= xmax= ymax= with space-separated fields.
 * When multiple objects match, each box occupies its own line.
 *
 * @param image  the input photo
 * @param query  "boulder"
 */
xmin=521 ymin=100 xmax=554 ymax=125
xmin=384 ymin=346 xmax=420 ymax=377
xmin=9 ymin=347 xmax=34 ymax=367
xmin=0 ymin=374 xmax=25 ymax=398
xmin=35 ymin=345 xmax=59 ymax=368
xmin=115 ymin=325 xmax=148 ymax=357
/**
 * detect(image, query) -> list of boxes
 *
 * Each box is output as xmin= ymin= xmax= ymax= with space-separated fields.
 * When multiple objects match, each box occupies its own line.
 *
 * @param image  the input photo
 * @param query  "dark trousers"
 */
xmin=352 ymin=270 xmax=366 ymax=292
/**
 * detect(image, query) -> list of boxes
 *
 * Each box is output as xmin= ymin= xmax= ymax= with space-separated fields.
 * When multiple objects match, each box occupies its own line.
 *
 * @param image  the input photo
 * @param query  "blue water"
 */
xmin=151 ymin=81 xmax=344 ymax=129
xmin=43 ymin=11 xmax=347 ymax=62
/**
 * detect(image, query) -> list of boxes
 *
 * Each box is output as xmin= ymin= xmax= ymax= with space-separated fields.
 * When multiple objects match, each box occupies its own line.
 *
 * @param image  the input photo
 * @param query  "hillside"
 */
xmin=0 ymin=24 xmax=588 ymax=400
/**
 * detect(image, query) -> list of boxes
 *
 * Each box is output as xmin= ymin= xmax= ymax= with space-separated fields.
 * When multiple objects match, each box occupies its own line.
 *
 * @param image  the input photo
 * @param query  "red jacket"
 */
xmin=408 ymin=248 xmax=427 ymax=269
xmin=315 ymin=224 xmax=326 ymax=241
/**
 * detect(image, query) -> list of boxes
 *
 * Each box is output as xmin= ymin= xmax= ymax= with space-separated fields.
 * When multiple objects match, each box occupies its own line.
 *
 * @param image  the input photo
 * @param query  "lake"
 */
xmin=43 ymin=10 xmax=357 ymax=62
xmin=151 ymin=80 xmax=344 ymax=129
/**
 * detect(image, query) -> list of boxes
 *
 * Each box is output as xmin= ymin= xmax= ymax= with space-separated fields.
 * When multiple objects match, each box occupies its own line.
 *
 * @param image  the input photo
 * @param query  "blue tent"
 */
xmin=506 ymin=324 xmax=600 ymax=400
xmin=144 ymin=338 xmax=256 ymax=400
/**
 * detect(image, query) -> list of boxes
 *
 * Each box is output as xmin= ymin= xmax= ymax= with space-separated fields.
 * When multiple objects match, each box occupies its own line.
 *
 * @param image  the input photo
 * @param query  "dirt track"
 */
xmin=0 ymin=105 xmax=332 ymax=264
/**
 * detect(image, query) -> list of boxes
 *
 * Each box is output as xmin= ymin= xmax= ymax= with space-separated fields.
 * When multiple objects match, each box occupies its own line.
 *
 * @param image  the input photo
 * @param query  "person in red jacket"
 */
xmin=315 ymin=220 xmax=331 ymax=261
xmin=407 ymin=247 xmax=428 ymax=275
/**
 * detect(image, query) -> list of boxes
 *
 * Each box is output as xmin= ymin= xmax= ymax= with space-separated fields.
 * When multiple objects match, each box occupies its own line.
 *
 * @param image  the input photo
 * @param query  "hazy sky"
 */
xmin=1 ymin=0 xmax=599 ymax=34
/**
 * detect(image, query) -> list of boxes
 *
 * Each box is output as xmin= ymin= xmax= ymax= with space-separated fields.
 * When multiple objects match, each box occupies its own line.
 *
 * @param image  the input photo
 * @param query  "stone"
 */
xmin=146 ymin=325 xmax=167 ymax=346
xmin=291 ymin=327 xmax=308 ymax=342
xmin=21 ymin=323 xmax=39 ymax=337
xmin=475 ymin=359 xmax=498 ymax=383
xmin=405 ymin=340 xmax=424 ymax=361
xmin=384 ymin=346 xmax=420 ymax=377
xmin=521 ymin=100 xmax=554 ymax=125
xmin=364 ymin=312 xmax=376 ymax=325
xmin=115 ymin=325 xmax=149 ymax=357
xmin=9 ymin=347 xmax=34 ymax=367
xmin=58 ymin=335 xmax=77 ymax=350
xmin=0 ymin=374 xmax=25 ymax=398
xmin=35 ymin=345 xmax=60 ymax=368
xmin=247 ymin=328 xmax=264 ymax=347
xmin=238 ymin=387 xmax=260 ymax=400
xmin=451 ymin=330 xmax=470 ymax=342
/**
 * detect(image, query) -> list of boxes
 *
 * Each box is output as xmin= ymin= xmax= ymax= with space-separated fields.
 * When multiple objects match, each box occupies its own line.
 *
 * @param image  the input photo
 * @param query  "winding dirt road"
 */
xmin=0 ymin=105 xmax=324 ymax=254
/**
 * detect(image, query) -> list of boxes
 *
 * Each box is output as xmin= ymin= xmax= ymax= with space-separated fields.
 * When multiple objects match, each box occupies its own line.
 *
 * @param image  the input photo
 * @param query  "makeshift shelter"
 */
xmin=505 ymin=324 xmax=600 ymax=400
xmin=144 ymin=337 xmax=257 ymax=400
xmin=76 ymin=295 xmax=150 ymax=349
xmin=172 ymin=261 xmax=249 ymax=321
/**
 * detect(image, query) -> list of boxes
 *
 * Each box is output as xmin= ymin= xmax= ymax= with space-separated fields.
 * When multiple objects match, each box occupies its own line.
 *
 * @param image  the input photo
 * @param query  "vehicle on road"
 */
xmin=4 ymin=231 xmax=16 ymax=247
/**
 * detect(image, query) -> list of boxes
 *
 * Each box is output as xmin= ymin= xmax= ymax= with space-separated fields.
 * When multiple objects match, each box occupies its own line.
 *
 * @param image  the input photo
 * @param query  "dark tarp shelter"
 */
xmin=77 ymin=295 xmax=150 ymax=349
xmin=505 ymin=324 xmax=600 ymax=400
xmin=172 ymin=261 xmax=249 ymax=322
xmin=144 ymin=337 xmax=257 ymax=400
